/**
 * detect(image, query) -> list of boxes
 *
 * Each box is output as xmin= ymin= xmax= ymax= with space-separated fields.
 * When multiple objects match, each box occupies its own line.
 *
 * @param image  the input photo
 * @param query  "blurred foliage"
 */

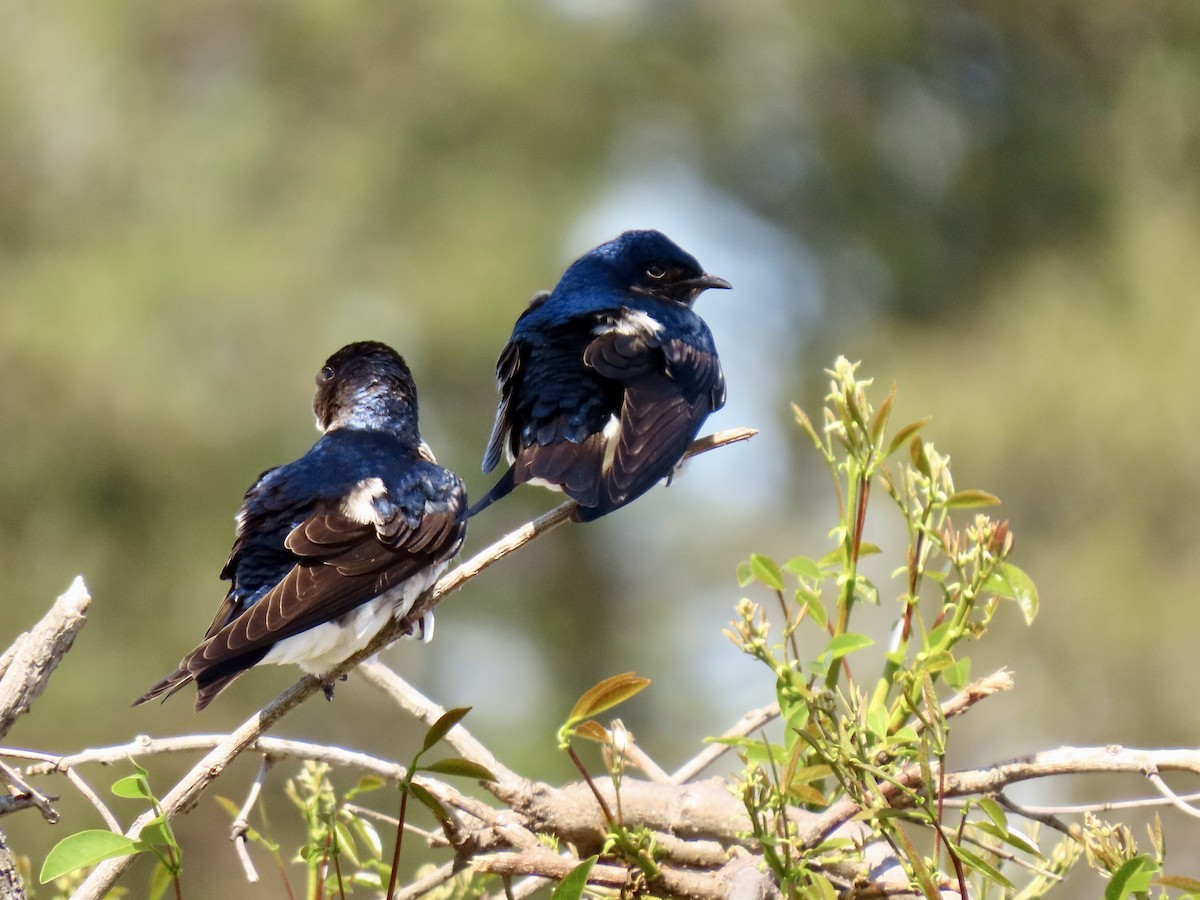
xmin=2 ymin=1 xmax=1200 ymax=897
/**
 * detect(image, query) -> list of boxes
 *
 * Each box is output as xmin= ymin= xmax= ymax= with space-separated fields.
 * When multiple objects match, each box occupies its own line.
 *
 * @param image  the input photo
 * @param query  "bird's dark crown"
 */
xmin=563 ymin=229 xmax=730 ymax=307
xmin=314 ymin=341 xmax=420 ymax=436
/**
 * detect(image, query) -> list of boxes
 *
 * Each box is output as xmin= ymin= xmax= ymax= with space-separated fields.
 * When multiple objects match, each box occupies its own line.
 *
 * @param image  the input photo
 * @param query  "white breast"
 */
xmin=260 ymin=561 xmax=447 ymax=675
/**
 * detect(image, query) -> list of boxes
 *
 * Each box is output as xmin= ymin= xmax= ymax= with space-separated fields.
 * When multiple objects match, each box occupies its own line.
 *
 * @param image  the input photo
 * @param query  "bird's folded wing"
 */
xmin=483 ymin=340 xmax=522 ymax=473
xmin=190 ymin=497 xmax=463 ymax=668
xmin=583 ymin=332 xmax=725 ymax=517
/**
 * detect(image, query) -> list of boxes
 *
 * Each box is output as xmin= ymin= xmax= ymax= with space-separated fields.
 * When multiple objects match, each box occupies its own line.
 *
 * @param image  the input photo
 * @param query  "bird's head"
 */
xmin=314 ymin=341 xmax=420 ymax=435
xmin=587 ymin=229 xmax=732 ymax=307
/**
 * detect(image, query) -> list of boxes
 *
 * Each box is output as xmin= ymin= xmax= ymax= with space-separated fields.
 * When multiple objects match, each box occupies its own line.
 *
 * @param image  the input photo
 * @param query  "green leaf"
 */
xmin=407 ymin=782 xmax=451 ymax=826
xmin=421 ymin=706 xmax=473 ymax=753
xmin=977 ymin=797 xmax=1007 ymax=830
xmin=1106 ymin=856 xmax=1157 ymax=900
xmin=567 ymin=673 xmax=650 ymax=724
xmin=940 ymin=489 xmax=1001 ymax=508
xmin=784 ymin=556 xmax=822 ymax=581
xmin=570 ymin=719 xmax=611 ymax=743
xmin=735 ymin=561 xmax=753 ymax=587
xmin=886 ymin=417 xmax=931 ymax=460
xmin=346 ymin=775 xmax=387 ymax=800
xmin=738 ymin=740 xmax=789 ymax=769
xmin=797 ymin=588 xmax=827 ymax=628
xmin=916 ymin=650 xmax=956 ymax=675
xmin=854 ymin=576 xmax=880 ymax=605
xmin=111 ymin=774 xmax=152 ymax=800
xmin=954 ymin=844 xmax=1014 ymax=888
xmin=40 ymin=830 xmax=142 ymax=882
xmin=785 ymin=780 xmax=826 ymax=806
xmin=419 ymin=757 xmax=497 ymax=781
xmin=807 ymin=872 xmax=838 ymax=900
xmin=869 ymin=383 xmax=897 ymax=445
xmin=824 ymin=633 xmax=874 ymax=660
xmin=910 ymin=437 xmax=931 ymax=478
xmin=749 ymin=554 xmax=785 ymax=590
xmin=865 ymin=695 xmax=889 ymax=739
xmin=137 ymin=816 xmax=176 ymax=851
xmin=972 ymin=821 xmax=1039 ymax=855
xmin=551 ymin=855 xmax=598 ymax=900
xmin=148 ymin=859 xmax=176 ymax=900
xmin=985 ymin=562 xmax=1039 ymax=624
xmin=352 ymin=817 xmax=383 ymax=859
xmin=943 ymin=656 xmax=971 ymax=690
xmin=299 ymin=843 xmax=324 ymax=863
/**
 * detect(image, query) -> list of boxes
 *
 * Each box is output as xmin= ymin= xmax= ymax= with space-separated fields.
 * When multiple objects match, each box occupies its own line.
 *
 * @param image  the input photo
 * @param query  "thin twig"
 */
xmin=615 ymin=732 xmax=670 ymax=784
xmin=63 ymin=768 xmax=119 ymax=833
xmin=986 ymin=789 xmax=1200 ymax=816
xmin=995 ymin=794 xmax=1071 ymax=836
xmin=1146 ymin=771 xmax=1200 ymax=820
xmin=231 ymin=756 xmax=272 ymax=882
xmin=392 ymin=860 xmax=458 ymax=900
xmin=669 ymin=702 xmax=780 ymax=784
xmin=358 ymin=660 xmax=521 ymax=787
xmin=0 ymin=759 xmax=58 ymax=825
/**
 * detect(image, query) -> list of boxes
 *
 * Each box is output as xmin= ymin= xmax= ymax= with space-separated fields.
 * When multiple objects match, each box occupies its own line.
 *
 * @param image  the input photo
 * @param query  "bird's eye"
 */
xmin=320 ymin=366 xmax=335 ymax=381
xmin=646 ymin=264 xmax=667 ymax=280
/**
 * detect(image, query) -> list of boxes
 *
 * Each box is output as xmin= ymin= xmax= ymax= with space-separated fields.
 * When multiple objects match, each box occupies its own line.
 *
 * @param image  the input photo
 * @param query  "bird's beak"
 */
xmin=683 ymin=273 xmax=732 ymax=294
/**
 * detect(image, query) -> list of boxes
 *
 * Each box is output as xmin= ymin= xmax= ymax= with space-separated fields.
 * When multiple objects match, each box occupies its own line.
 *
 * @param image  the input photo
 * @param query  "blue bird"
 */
xmin=136 ymin=342 xmax=467 ymax=710
xmin=471 ymin=229 xmax=730 ymax=522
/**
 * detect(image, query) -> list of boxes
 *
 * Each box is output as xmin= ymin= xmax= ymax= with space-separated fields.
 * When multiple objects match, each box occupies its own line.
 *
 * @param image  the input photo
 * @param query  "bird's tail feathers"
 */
xmin=132 ymin=668 xmax=195 ymax=708
xmin=132 ymin=659 xmax=247 ymax=711
xmin=466 ymin=466 xmax=517 ymax=518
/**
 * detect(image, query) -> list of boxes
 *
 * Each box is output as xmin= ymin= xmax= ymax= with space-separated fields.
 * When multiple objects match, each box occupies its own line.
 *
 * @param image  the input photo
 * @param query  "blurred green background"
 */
xmin=3 ymin=1 xmax=1200 ymax=895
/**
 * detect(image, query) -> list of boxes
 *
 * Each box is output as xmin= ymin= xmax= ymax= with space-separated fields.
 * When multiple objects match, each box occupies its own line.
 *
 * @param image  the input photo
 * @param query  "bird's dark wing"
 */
xmin=474 ymin=316 xmax=620 ymax=516
xmin=578 ymin=329 xmax=725 ymax=521
xmin=482 ymin=338 xmax=523 ymax=475
xmin=136 ymin=470 xmax=466 ymax=709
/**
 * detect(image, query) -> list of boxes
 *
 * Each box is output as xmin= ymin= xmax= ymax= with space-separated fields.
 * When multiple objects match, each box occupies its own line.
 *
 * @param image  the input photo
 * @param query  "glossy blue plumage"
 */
xmin=137 ymin=342 xmax=467 ymax=710
xmin=475 ymin=230 xmax=729 ymax=522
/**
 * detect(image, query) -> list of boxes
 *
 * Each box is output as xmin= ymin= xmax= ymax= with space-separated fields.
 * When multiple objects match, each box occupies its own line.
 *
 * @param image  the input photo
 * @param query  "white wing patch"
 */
xmin=340 ymin=477 xmax=387 ymax=525
xmin=594 ymin=308 xmax=663 ymax=339
xmin=600 ymin=415 xmax=620 ymax=474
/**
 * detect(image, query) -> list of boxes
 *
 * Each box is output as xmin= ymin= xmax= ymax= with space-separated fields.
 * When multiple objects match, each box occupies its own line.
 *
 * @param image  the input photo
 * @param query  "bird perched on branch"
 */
xmin=136 ymin=342 xmax=467 ymax=710
xmin=471 ymin=229 xmax=730 ymax=522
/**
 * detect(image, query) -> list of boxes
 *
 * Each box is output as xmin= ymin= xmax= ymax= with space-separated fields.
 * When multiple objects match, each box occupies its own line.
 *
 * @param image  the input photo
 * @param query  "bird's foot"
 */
xmin=321 ymin=674 xmax=348 ymax=701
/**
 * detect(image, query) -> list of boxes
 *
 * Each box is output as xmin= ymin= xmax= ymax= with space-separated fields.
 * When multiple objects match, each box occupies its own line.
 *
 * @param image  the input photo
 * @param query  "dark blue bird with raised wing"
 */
xmin=471 ymin=229 xmax=730 ymax=523
xmin=136 ymin=342 xmax=467 ymax=710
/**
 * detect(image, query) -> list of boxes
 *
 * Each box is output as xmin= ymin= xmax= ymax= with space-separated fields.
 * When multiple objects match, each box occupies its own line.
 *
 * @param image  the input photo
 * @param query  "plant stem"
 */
xmin=386 ymin=786 xmax=410 ymax=900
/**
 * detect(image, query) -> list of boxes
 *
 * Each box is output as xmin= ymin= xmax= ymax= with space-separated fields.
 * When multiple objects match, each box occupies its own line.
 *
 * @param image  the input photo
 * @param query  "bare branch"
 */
xmin=0 ymin=759 xmax=57 ymax=824
xmin=669 ymin=701 xmax=780 ymax=785
xmin=0 ymin=577 xmax=90 ymax=740
xmin=393 ymin=861 xmax=458 ymax=900
xmin=472 ymin=846 xmax=779 ymax=900
xmin=357 ymin=660 xmax=522 ymax=788
xmin=230 ymin=756 xmax=272 ymax=883
xmin=0 ymin=827 xmax=27 ymax=900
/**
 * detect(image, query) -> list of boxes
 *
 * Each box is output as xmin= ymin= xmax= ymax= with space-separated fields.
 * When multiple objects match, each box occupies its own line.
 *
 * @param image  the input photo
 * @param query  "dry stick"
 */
xmin=1146 ymin=771 xmax=1200 ymax=821
xmin=358 ymin=660 xmax=521 ymax=788
xmin=230 ymin=756 xmax=272 ymax=883
xmin=71 ymin=428 xmax=757 ymax=899
xmin=669 ymin=701 xmax=780 ymax=785
xmin=0 ymin=759 xmax=58 ymax=825
xmin=0 ymin=577 xmax=91 ymax=741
